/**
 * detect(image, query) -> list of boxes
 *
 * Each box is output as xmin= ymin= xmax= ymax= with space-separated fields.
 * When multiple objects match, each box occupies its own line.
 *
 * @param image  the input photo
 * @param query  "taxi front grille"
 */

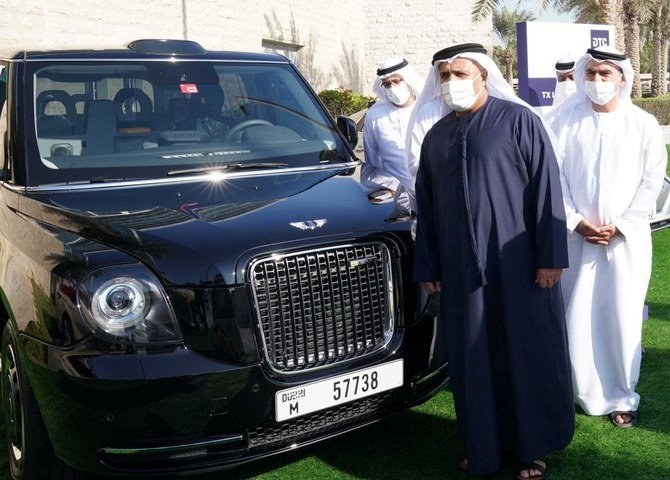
xmin=250 ymin=243 xmax=394 ymax=373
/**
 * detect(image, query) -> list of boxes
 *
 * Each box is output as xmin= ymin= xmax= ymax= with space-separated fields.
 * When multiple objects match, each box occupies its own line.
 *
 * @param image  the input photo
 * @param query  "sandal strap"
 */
xmin=527 ymin=460 xmax=546 ymax=475
xmin=609 ymin=410 xmax=638 ymax=425
xmin=517 ymin=460 xmax=546 ymax=479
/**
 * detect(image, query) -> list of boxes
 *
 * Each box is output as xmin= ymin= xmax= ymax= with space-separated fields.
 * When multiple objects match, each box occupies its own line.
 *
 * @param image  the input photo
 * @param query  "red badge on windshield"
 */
xmin=179 ymin=83 xmax=199 ymax=94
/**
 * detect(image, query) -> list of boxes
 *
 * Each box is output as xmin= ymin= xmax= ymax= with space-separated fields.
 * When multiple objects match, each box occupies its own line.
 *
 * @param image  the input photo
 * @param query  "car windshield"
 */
xmin=28 ymin=61 xmax=352 ymax=186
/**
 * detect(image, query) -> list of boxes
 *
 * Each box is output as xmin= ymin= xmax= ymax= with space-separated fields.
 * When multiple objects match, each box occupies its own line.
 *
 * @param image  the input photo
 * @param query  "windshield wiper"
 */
xmin=167 ymin=163 xmax=289 ymax=177
xmin=88 ymin=176 xmax=135 ymax=183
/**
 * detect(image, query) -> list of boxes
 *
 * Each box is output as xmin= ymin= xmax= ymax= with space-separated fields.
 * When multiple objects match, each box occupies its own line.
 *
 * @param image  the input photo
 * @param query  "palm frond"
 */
xmin=492 ymin=6 xmax=536 ymax=47
xmin=472 ymin=0 xmax=503 ymax=23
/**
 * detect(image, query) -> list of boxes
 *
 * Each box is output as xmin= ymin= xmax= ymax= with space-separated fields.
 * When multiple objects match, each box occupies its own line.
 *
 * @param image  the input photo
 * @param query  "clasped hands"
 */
xmin=575 ymin=219 xmax=620 ymax=245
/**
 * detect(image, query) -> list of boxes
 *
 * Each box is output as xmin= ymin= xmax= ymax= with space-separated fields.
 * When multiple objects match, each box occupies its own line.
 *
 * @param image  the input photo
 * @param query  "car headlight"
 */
xmin=77 ymin=265 xmax=181 ymax=344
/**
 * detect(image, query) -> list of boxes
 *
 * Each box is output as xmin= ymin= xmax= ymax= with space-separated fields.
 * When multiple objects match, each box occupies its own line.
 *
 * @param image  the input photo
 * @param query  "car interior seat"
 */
xmin=113 ymin=87 xmax=153 ymax=131
xmin=82 ymin=100 xmax=117 ymax=155
xmin=36 ymin=90 xmax=75 ymax=136
xmin=168 ymin=97 xmax=197 ymax=130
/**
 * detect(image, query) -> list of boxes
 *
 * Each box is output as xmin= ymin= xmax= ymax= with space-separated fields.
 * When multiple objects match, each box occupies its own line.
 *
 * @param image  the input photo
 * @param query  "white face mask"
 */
xmin=553 ymin=80 xmax=577 ymax=105
xmin=385 ymin=82 xmax=412 ymax=106
xmin=585 ymin=77 xmax=621 ymax=106
xmin=440 ymin=74 xmax=482 ymax=112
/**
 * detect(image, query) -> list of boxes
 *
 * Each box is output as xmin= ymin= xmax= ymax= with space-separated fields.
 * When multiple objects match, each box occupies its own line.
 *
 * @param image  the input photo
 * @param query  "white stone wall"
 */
xmin=363 ymin=1 xmax=493 ymax=92
xmin=0 ymin=0 xmax=491 ymax=95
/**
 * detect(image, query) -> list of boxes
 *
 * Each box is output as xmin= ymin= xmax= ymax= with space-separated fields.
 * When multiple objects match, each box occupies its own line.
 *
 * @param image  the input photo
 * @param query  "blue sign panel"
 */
xmin=527 ymin=78 xmax=558 ymax=107
xmin=590 ymin=30 xmax=610 ymax=48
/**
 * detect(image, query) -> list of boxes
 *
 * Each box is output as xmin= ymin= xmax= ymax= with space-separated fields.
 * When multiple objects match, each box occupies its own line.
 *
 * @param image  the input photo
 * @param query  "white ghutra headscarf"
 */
xmin=371 ymin=58 xmax=424 ymax=105
xmin=548 ymin=46 xmax=635 ymax=160
xmin=561 ymin=45 xmax=634 ymax=110
xmin=554 ymin=54 xmax=576 ymax=75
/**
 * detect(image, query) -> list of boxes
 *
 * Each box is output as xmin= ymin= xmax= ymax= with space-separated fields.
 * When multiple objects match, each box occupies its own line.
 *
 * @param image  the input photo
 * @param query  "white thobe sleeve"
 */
xmin=360 ymin=116 xmax=400 ymax=192
xmin=614 ymin=121 xmax=668 ymax=239
xmin=406 ymin=121 xmax=425 ymax=195
xmin=550 ymin=115 xmax=585 ymax=232
xmin=556 ymin=156 xmax=585 ymax=232
xmin=405 ymin=100 xmax=445 ymax=196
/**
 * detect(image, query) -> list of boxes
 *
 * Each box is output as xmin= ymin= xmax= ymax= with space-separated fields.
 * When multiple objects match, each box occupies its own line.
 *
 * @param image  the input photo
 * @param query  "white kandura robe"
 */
xmin=361 ymin=101 xmax=415 ymax=193
xmin=551 ymin=99 xmax=667 ymax=415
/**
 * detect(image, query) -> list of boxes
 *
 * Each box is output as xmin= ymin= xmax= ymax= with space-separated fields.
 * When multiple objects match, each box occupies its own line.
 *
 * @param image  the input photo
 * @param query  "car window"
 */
xmin=27 ymin=62 xmax=352 ymax=186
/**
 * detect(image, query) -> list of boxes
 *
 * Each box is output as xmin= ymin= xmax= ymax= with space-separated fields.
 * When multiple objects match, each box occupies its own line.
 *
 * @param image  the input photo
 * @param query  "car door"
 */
xmin=349 ymin=108 xmax=366 ymax=161
xmin=651 ymin=175 xmax=670 ymax=232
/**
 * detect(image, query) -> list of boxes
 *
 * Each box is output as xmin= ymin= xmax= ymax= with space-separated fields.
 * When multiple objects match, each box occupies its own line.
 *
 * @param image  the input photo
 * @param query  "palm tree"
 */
xmin=556 ymin=0 xmax=602 ymax=23
xmin=472 ymin=0 xmax=505 ymax=23
xmin=600 ymin=0 xmax=625 ymax=52
xmin=492 ymin=6 xmax=537 ymax=85
xmin=557 ymin=0 xmax=657 ymax=98
xmin=622 ymin=0 xmax=657 ymax=97
xmin=555 ymin=0 xmax=624 ymax=49
xmin=474 ymin=0 xmax=627 ymax=50
xmin=622 ymin=0 xmax=643 ymax=97
xmin=650 ymin=0 xmax=670 ymax=95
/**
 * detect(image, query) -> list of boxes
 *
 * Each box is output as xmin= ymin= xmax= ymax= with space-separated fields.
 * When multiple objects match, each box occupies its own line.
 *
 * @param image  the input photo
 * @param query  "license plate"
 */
xmin=275 ymin=359 xmax=403 ymax=422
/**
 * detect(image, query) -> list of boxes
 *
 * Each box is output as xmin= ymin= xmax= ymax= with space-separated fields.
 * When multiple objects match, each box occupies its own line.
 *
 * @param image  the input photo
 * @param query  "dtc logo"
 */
xmin=590 ymin=30 xmax=610 ymax=48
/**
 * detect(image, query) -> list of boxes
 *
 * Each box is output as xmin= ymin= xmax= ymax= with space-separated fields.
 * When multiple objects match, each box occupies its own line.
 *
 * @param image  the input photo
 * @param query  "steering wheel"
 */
xmin=224 ymin=119 xmax=273 ymax=142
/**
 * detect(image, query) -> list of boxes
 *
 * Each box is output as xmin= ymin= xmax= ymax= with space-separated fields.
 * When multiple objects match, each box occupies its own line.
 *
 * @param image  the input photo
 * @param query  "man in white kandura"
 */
xmin=361 ymin=58 xmax=423 ymax=207
xmin=549 ymin=45 xmax=667 ymax=428
xmin=544 ymin=55 xmax=577 ymax=125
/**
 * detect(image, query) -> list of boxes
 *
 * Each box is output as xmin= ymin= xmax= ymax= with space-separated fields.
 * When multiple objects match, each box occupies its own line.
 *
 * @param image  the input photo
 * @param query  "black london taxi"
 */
xmin=0 ymin=39 xmax=448 ymax=478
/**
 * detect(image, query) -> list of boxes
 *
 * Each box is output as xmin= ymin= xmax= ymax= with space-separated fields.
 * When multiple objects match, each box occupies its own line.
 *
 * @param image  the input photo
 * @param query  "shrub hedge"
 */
xmin=633 ymin=95 xmax=670 ymax=125
xmin=318 ymin=87 xmax=375 ymax=118
xmin=318 ymin=88 xmax=670 ymax=125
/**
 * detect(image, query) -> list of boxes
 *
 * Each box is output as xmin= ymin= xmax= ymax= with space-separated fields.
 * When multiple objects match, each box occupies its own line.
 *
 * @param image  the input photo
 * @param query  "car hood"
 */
xmin=22 ymin=170 xmax=406 ymax=286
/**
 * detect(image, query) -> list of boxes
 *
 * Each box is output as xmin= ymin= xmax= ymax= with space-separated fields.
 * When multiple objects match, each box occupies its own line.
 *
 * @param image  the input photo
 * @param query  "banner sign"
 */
xmin=516 ymin=21 xmax=615 ymax=109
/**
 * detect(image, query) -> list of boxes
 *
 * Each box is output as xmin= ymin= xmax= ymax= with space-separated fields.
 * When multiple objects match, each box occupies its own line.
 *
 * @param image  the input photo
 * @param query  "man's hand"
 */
xmin=599 ymin=224 xmax=621 ymax=241
xmin=575 ymin=220 xmax=620 ymax=245
xmin=535 ymin=268 xmax=562 ymax=288
xmin=421 ymin=281 xmax=441 ymax=294
xmin=367 ymin=189 xmax=395 ymax=203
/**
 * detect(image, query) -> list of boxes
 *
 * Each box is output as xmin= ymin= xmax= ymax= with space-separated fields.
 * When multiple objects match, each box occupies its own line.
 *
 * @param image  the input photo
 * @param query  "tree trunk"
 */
xmin=650 ymin=3 xmax=664 ymax=96
xmin=505 ymin=55 xmax=514 ymax=86
xmin=622 ymin=0 xmax=642 ymax=98
xmin=601 ymin=0 xmax=625 ymax=51
xmin=662 ymin=36 xmax=669 ymax=96
xmin=662 ymin=7 xmax=670 ymax=96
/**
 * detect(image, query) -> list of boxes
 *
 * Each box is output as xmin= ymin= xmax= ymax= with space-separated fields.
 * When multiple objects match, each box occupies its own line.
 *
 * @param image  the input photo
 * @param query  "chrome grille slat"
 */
xmin=250 ymin=243 xmax=393 ymax=373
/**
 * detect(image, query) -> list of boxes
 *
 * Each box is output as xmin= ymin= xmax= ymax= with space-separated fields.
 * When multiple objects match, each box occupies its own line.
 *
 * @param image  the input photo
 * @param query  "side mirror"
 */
xmin=336 ymin=115 xmax=358 ymax=149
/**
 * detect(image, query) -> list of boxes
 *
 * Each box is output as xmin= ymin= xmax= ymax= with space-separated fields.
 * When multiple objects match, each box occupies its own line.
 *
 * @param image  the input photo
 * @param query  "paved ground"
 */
xmin=663 ymin=125 xmax=670 ymax=144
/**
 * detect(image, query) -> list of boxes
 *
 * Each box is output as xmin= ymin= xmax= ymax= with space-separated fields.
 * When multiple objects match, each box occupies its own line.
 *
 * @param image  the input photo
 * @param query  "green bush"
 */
xmin=318 ymin=87 xmax=375 ymax=118
xmin=633 ymin=95 xmax=670 ymax=125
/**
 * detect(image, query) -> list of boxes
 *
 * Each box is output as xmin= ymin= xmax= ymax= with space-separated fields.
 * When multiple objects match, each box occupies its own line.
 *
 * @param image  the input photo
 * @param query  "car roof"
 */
xmin=0 ymin=39 xmax=289 ymax=63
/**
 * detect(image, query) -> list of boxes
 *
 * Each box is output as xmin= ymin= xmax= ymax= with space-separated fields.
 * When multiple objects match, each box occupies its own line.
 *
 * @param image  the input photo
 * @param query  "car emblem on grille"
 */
xmin=349 ymin=256 xmax=378 ymax=269
xmin=289 ymin=219 xmax=327 ymax=230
